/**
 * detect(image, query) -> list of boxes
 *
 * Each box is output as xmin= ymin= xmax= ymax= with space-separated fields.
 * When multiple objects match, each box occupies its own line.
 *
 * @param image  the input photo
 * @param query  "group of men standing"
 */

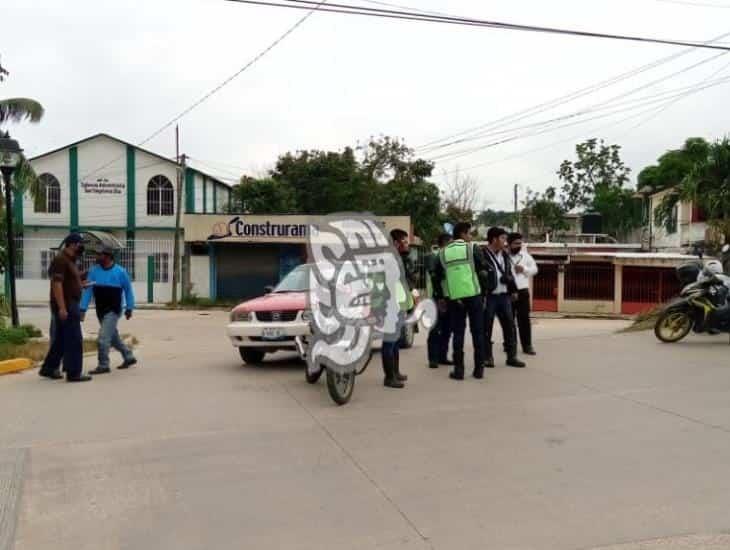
xmin=38 ymin=233 xmax=137 ymax=383
xmin=427 ymin=223 xmax=538 ymax=381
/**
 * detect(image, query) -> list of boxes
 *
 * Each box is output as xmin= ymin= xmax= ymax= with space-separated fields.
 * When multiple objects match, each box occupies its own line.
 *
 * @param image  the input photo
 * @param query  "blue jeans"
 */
xmin=41 ymin=303 xmax=83 ymax=379
xmin=98 ymin=312 xmax=134 ymax=369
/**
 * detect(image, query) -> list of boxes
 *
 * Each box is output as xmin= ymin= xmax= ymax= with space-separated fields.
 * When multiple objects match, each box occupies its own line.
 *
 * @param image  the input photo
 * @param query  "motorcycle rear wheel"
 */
xmin=654 ymin=309 xmax=692 ymax=343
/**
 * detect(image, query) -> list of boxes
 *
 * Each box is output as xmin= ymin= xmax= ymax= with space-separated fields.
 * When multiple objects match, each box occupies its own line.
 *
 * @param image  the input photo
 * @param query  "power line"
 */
xmin=656 ymin=0 xmax=730 ymax=8
xmin=227 ymin=0 xmax=730 ymax=51
xmin=78 ymin=0 xmax=329 ymax=183
xmin=416 ymin=30 xmax=730 ymax=153
xmin=436 ymin=70 xmax=730 ymax=177
xmin=424 ymin=50 xmax=730 ymax=162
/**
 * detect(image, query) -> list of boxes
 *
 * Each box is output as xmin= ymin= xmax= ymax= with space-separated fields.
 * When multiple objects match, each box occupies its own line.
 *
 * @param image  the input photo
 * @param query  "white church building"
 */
xmin=15 ymin=133 xmax=232 ymax=303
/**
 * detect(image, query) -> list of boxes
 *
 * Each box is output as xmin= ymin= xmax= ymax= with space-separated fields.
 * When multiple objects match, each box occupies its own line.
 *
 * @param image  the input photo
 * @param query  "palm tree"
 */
xmin=0 ymin=98 xmax=44 ymax=125
xmin=655 ymin=138 xmax=730 ymax=244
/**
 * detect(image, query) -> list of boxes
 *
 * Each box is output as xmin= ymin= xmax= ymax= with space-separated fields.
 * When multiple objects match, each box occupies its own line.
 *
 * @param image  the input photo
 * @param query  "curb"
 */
xmin=0 ymin=358 xmax=33 ymax=376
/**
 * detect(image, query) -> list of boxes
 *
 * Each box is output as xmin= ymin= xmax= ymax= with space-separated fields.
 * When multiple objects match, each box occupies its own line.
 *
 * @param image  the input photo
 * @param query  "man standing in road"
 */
xmin=39 ymin=233 xmax=91 ymax=382
xmin=427 ymin=233 xmax=453 ymax=369
xmin=483 ymin=227 xmax=526 ymax=368
xmin=80 ymin=246 xmax=137 ymax=374
xmin=386 ymin=228 xmax=417 ymax=386
xmin=433 ymin=222 xmax=488 ymax=380
xmin=508 ymin=232 xmax=538 ymax=356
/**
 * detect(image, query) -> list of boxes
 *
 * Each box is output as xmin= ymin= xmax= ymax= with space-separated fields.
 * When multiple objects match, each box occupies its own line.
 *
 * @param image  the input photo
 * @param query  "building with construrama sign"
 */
xmin=183 ymin=214 xmax=412 ymax=302
xmin=14 ymin=133 xmax=231 ymax=303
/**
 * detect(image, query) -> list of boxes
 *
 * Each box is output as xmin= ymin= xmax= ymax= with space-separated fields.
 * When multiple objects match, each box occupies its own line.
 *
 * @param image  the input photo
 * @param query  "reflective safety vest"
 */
xmin=370 ymin=273 xmax=413 ymax=313
xmin=439 ymin=241 xmax=481 ymax=300
xmin=395 ymin=278 xmax=414 ymax=312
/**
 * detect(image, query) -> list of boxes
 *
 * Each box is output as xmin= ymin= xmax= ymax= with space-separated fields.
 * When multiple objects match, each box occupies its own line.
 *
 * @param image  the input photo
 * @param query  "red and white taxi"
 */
xmin=227 ymin=264 xmax=314 ymax=364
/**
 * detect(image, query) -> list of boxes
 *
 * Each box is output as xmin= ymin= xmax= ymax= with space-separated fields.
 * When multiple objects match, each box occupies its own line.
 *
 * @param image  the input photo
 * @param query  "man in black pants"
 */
xmin=482 ymin=227 xmax=526 ymax=368
xmin=427 ymin=233 xmax=453 ymax=368
xmin=508 ymin=232 xmax=538 ymax=355
xmin=39 ymin=233 xmax=92 ymax=383
xmin=433 ymin=222 xmax=489 ymax=380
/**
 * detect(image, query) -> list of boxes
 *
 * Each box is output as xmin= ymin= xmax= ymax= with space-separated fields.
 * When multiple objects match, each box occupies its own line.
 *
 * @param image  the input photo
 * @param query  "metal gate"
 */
xmin=533 ymin=264 xmax=558 ymax=312
xmin=565 ymin=262 xmax=615 ymax=301
xmin=621 ymin=266 xmax=681 ymax=314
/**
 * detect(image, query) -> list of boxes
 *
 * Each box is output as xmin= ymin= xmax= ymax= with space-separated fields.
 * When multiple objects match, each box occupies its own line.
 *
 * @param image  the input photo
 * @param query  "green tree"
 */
xmin=638 ymin=137 xmax=710 ymax=193
xmin=476 ymin=209 xmax=515 ymax=228
xmin=271 ymin=147 xmax=368 ymax=214
xmin=523 ymin=187 xmax=569 ymax=239
xmin=655 ymin=138 xmax=730 ymax=244
xmin=230 ymin=176 xmax=295 ymax=214
xmin=557 ymin=139 xmax=642 ymax=238
xmin=0 ymin=58 xmax=44 ymax=276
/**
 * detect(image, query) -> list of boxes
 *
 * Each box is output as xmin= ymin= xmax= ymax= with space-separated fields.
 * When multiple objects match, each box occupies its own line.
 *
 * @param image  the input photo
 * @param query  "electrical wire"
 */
xmin=77 ymin=0 xmax=329 ymax=183
xmin=226 ymin=0 xmax=730 ymax=51
xmin=424 ymin=51 xmax=730 ymax=162
xmin=436 ymin=69 xmax=730 ymax=177
xmin=417 ymin=34 xmax=730 ymax=153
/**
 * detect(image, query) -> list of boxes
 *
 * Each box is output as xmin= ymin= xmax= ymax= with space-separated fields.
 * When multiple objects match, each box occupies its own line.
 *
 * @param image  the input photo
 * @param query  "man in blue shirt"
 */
xmin=80 ymin=246 xmax=137 ymax=374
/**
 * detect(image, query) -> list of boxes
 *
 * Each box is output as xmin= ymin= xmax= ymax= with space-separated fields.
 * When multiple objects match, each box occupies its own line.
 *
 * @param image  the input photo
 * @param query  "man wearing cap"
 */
xmin=80 ymin=246 xmax=137 ymax=374
xmin=39 ymin=233 xmax=91 ymax=382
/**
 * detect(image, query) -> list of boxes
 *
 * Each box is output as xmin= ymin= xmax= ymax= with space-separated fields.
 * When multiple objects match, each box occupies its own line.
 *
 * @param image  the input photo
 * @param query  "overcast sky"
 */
xmin=3 ymin=0 xmax=730 ymax=210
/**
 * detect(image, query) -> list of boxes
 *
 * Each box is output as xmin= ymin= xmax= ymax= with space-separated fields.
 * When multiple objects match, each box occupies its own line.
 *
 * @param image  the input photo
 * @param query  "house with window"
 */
xmin=646 ymin=187 xmax=708 ymax=252
xmin=16 ymin=133 xmax=232 ymax=303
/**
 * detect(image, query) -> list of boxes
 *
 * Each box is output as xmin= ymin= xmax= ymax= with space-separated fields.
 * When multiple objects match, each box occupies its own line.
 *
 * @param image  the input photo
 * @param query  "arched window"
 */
xmin=147 ymin=175 xmax=174 ymax=216
xmin=34 ymin=173 xmax=61 ymax=214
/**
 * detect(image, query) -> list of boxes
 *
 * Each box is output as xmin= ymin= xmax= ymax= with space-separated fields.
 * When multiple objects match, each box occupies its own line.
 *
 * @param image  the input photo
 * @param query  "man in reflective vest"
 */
xmin=374 ymin=228 xmax=417 ymax=389
xmin=427 ymin=233 xmax=453 ymax=369
xmin=433 ymin=222 xmax=488 ymax=380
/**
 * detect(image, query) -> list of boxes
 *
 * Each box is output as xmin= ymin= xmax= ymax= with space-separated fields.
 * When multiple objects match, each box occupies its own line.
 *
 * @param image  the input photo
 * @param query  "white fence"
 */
xmin=10 ymin=238 xmax=177 ymax=304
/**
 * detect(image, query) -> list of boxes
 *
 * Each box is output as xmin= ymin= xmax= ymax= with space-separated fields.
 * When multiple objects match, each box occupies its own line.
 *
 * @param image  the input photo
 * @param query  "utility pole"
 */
xmin=513 ymin=183 xmax=519 ymax=232
xmin=172 ymin=125 xmax=184 ymax=307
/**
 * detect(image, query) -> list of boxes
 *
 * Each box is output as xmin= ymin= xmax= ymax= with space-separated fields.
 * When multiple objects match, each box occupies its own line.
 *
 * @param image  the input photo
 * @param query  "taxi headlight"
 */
xmin=231 ymin=310 xmax=253 ymax=322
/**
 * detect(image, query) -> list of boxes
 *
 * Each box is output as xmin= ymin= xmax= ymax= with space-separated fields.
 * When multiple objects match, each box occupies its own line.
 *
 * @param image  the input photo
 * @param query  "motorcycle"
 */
xmin=654 ymin=258 xmax=730 ymax=343
xmin=295 ymin=332 xmax=375 ymax=406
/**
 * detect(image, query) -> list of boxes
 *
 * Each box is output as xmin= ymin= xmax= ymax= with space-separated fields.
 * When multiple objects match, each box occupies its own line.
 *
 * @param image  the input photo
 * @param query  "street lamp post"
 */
xmin=0 ymin=131 xmax=23 ymax=327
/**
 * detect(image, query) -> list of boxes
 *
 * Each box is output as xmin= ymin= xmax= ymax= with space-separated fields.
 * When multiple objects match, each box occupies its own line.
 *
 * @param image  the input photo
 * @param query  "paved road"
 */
xmin=2 ymin=310 xmax=730 ymax=550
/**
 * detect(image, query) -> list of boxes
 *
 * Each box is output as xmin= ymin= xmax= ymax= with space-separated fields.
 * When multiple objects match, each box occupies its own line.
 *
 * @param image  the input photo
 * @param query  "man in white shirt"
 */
xmin=508 ymin=232 xmax=538 ymax=356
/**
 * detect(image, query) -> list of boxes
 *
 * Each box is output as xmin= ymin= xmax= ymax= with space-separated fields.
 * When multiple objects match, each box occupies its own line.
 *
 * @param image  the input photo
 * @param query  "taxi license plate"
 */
xmin=261 ymin=327 xmax=285 ymax=340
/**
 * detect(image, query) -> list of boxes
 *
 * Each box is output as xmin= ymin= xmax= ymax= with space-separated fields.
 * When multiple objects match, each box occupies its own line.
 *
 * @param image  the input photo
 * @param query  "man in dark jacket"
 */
xmin=427 ymin=233 xmax=453 ymax=368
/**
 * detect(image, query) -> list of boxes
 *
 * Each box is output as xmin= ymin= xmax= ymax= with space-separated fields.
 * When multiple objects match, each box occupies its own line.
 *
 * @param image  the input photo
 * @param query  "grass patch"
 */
xmin=168 ymin=295 xmax=238 ymax=309
xmin=620 ymin=306 xmax=662 ymax=333
xmin=0 ymin=331 xmax=138 ymax=362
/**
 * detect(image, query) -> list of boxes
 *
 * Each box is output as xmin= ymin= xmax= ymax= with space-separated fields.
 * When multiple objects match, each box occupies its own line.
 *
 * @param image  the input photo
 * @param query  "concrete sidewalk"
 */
xmin=2 ymin=311 xmax=730 ymax=549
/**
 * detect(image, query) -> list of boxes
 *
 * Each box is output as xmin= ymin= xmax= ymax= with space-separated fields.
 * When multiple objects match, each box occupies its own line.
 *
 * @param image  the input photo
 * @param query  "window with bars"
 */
xmin=147 ymin=175 xmax=174 ymax=216
xmin=118 ymin=248 xmax=136 ymax=281
xmin=153 ymin=253 xmax=169 ymax=283
xmin=34 ymin=173 xmax=61 ymax=214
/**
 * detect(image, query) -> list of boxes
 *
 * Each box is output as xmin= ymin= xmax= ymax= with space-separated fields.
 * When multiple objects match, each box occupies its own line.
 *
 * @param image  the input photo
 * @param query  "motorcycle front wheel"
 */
xmin=326 ymin=369 xmax=355 ymax=406
xmin=654 ymin=309 xmax=693 ymax=343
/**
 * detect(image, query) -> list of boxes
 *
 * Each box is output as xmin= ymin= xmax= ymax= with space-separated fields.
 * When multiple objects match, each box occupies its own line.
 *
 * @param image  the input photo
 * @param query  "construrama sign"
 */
xmin=207 ymin=216 xmax=308 ymax=241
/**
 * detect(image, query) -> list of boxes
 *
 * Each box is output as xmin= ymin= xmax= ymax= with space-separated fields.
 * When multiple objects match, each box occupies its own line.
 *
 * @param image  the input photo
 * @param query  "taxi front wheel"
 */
xmin=239 ymin=348 xmax=266 ymax=365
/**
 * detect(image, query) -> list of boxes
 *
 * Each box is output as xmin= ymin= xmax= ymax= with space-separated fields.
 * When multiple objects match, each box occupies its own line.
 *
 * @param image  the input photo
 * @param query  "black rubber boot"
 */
xmin=394 ymin=353 xmax=407 ymax=382
xmin=383 ymin=355 xmax=404 ymax=388
xmin=450 ymin=351 xmax=465 ymax=381
xmin=473 ymin=364 xmax=485 ymax=379
xmin=506 ymin=356 xmax=526 ymax=368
